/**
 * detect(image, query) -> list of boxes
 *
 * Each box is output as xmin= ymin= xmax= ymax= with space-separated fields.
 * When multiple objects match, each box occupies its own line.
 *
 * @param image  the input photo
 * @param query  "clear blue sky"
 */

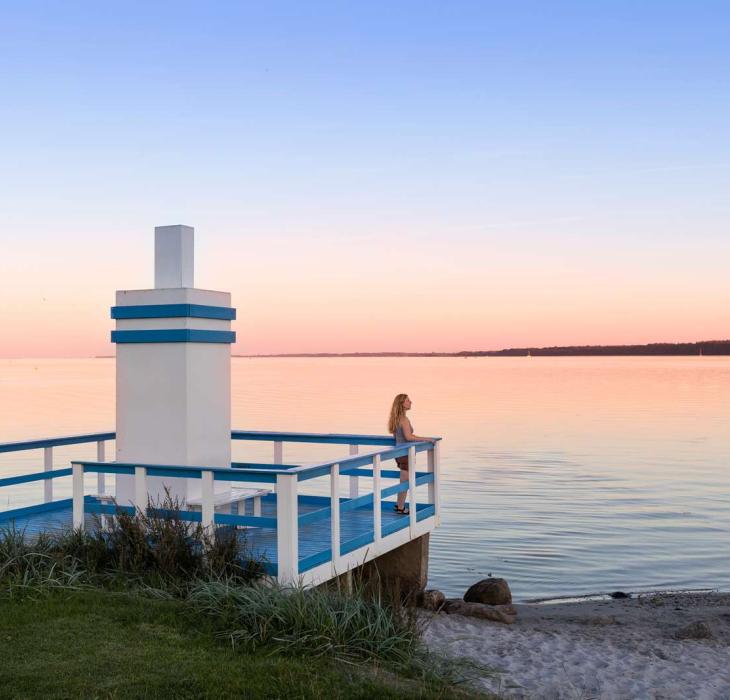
xmin=1 ymin=1 xmax=729 ymax=355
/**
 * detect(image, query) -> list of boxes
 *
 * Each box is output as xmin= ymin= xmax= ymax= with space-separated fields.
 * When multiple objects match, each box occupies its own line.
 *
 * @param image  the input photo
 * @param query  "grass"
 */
xmin=0 ymin=505 xmax=491 ymax=699
xmin=0 ymin=589 xmax=483 ymax=699
xmin=188 ymin=579 xmax=423 ymax=664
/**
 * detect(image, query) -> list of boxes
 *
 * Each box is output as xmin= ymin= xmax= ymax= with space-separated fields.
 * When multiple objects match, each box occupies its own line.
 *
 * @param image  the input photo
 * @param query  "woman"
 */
xmin=388 ymin=393 xmax=436 ymax=515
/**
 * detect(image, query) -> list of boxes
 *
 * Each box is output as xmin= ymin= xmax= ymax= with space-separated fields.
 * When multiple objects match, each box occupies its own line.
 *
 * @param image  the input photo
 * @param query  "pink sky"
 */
xmin=1 ymin=227 xmax=728 ymax=358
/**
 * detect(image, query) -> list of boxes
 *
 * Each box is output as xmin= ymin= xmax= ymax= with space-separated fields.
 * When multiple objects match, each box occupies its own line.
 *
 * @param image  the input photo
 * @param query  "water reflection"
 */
xmin=1 ymin=357 xmax=729 ymax=599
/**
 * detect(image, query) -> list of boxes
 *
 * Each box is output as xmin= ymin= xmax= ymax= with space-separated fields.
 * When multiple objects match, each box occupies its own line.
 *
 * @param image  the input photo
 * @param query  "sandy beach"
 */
xmin=423 ymin=591 xmax=730 ymax=700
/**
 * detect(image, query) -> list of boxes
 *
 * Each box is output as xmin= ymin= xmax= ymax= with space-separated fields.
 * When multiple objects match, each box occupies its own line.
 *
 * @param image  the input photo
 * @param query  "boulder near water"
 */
xmin=415 ymin=589 xmax=446 ymax=611
xmin=464 ymin=577 xmax=512 ymax=605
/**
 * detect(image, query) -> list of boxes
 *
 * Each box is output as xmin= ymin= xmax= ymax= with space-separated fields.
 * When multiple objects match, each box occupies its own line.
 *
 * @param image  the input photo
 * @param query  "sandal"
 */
xmin=393 ymin=505 xmax=410 ymax=515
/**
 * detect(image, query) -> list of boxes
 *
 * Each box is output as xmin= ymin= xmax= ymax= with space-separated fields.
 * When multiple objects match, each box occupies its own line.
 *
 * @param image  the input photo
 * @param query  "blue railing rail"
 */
xmin=0 ymin=430 xmax=395 ymax=453
xmin=0 ymin=431 xmax=115 ymax=511
xmin=0 ymin=432 xmax=115 ymax=454
xmin=231 ymin=430 xmax=397 ymax=446
xmin=0 ymin=430 xmax=442 ymax=584
xmin=68 ymin=460 xmax=278 ymax=531
xmin=0 ymin=430 xmax=424 ymax=455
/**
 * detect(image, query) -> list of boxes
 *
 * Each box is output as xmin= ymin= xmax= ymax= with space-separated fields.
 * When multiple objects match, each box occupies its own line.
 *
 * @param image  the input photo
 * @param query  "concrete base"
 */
xmin=328 ymin=534 xmax=430 ymax=598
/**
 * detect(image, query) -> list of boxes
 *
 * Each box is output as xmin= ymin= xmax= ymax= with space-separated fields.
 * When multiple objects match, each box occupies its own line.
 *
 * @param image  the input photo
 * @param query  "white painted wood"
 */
xmin=427 ymin=446 xmax=434 ymax=505
xmin=433 ymin=441 xmax=441 ymax=526
xmin=134 ymin=466 xmax=147 ymax=514
xmin=187 ymin=487 xmax=270 ymax=508
xmin=253 ymin=495 xmax=262 ymax=517
xmin=348 ymin=444 xmax=359 ymax=498
xmin=408 ymin=446 xmax=417 ymax=537
xmin=414 ymin=516 xmax=435 ymax=538
xmin=273 ymin=441 xmax=283 ymax=464
xmin=276 ymin=473 xmax=299 ymax=584
xmin=155 ymin=224 xmax=194 ymax=288
xmin=115 ymin=281 xmax=232 ymax=508
xmin=72 ymin=463 xmax=84 ymax=529
xmin=201 ymin=470 xmax=215 ymax=530
xmin=299 ymin=520 xmax=435 ymax=588
xmin=373 ymin=455 xmax=382 ymax=545
xmin=330 ymin=464 xmax=340 ymax=566
xmin=43 ymin=447 xmax=53 ymax=503
xmin=96 ymin=441 xmax=106 ymax=495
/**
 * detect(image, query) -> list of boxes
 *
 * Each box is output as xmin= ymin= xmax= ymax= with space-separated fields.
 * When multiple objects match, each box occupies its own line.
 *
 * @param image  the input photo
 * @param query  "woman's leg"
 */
xmin=397 ymin=468 xmax=408 ymax=510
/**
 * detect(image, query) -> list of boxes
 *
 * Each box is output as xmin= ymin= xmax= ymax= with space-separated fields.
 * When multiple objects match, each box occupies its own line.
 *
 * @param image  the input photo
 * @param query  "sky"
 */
xmin=1 ymin=1 xmax=729 ymax=357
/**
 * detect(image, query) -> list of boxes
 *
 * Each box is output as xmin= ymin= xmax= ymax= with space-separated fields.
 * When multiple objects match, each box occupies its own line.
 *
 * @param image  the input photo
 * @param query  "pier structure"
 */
xmin=0 ymin=226 xmax=441 ymax=587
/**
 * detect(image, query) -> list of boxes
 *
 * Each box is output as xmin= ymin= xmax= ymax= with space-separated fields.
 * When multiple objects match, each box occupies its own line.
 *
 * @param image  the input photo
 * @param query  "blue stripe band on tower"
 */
xmin=111 ymin=330 xmax=236 ymax=344
xmin=111 ymin=304 xmax=236 ymax=320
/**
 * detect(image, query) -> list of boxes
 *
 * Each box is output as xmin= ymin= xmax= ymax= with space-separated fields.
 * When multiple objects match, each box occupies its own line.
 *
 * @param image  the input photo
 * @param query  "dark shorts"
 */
xmin=395 ymin=456 xmax=409 ymax=470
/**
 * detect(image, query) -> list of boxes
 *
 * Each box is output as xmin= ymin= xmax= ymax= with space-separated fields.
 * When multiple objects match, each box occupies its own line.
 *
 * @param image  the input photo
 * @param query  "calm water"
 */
xmin=1 ymin=357 xmax=729 ymax=600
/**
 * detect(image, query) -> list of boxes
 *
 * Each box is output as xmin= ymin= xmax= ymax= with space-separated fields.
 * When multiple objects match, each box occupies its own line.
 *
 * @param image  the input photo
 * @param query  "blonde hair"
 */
xmin=388 ymin=394 xmax=409 ymax=434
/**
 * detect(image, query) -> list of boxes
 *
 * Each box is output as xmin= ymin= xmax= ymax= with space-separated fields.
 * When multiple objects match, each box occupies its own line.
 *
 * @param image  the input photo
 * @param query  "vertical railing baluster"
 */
xmin=43 ymin=446 xmax=53 ymax=503
xmin=72 ymin=462 xmax=84 ymax=529
xmin=348 ymin=444 xmax=359 ymax=498
xmin=96 ymin=440 xmax=106 ymax=495
xmin=276 ymin=472 xmax=299 ymax=583
xmin=408 ymin=446 xmax=417 ymax=536
xmin=427 ymin=445 xmax=435 ymax=506
xmin=433 ymin=440 xmax=441 ymax=525
xmin=134 ymin=466 xmax=147 ymax=515
xmin=330 ymin=463 xmax=340 ymax=569
xmin=201 ymin=469 xmax=215 ymax=531
xmin=274 ymin=441 xmax=283 ymax=464
xmin=373 ymin=455 xmax=381 ymax=546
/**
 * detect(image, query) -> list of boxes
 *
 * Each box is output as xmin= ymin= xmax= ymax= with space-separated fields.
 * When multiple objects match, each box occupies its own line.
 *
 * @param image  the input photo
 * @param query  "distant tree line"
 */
xmin=236 ymin=340 xmax=730 ymax=358
xmin=461 ymin=340 xmax=730 ymax=357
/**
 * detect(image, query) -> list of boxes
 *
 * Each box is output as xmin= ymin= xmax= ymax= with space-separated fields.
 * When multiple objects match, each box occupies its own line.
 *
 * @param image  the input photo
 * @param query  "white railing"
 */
xmin=2 ymin=430 xmax=440 ymax=586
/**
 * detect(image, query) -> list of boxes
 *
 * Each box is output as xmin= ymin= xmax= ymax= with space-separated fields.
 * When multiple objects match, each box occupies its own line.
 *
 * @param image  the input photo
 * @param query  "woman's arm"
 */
xmin=400 ymin=417 xmax=436 ymax=443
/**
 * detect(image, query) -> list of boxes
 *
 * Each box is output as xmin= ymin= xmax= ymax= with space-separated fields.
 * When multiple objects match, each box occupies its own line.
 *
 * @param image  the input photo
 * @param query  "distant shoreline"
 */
xmin=234 ymin=340 xmax=730 ymax=358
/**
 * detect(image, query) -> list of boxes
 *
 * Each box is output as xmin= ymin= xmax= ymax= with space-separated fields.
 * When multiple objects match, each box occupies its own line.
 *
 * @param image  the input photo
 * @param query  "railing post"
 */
xmin=43 ymin=447 xmax=53 ymax=503
xmin=274 ymin=441 xmax=283 ymax=464
xmin=433 ymin=440 xmax=441 ymax=525
xmin=348 ymin=444 xmax=359 ymax=498
xmin=427 ymin=445 xmax=435 ymax=505
xmin=201 ymin=469 xmax=215 ymax=531
xmin=72 ymin=462 xmax=84 ymax=529
xmin=373 ymin=455 xmax=381 ymax=546
xmin=276 ymin=472 xmax=299 ymax=584
xmin=134 ymin=466 xmax=147 ymax=514
xmin=330 ymin=463 xmax=341 ymax=569
xmin=408 ymin=446 xmax=417 ymax=536
xmin=96 ymin=441 xmax=106 ymax=495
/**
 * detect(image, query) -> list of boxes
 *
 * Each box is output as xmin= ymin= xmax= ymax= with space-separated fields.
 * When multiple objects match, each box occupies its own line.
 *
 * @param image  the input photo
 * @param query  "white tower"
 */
xmin=111 ymin=225 xmax=235 ymax=506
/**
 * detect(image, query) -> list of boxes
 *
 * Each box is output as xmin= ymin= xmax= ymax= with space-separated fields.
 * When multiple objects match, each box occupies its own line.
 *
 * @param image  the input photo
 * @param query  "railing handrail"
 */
xmin=69 ymin=440 xmax=438 ymax=478
xmin=232 ymin=430 xmax=397 ymax=445
xmin=0 ymin=429 xmax=441 ymax=454
xmin=0 ymin=432 xmax=115 ymax=454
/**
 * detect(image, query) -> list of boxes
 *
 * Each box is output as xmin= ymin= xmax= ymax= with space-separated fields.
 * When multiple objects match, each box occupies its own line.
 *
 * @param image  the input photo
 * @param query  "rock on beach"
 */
xmin=463 ymin=577 xmax=512 ymax=605
xmin=443 ymin=598 xmax=517 ymax=624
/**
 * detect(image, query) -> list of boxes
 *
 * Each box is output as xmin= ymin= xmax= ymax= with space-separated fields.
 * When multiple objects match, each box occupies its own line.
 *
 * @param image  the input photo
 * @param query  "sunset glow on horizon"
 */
xmin=1 ymin=2 xmax=729 ymax=358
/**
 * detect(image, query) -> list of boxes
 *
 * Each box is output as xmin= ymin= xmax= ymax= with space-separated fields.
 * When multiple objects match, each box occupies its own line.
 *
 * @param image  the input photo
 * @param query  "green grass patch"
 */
xmin=0 ymin=590 xmax=482 ymax=699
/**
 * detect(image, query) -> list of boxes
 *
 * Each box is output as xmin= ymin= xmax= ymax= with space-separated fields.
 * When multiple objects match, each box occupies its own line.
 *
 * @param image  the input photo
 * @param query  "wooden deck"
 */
xmin=2 ymin=495 xmax=436 ymax=578
xmin=1 ymin=430 xmax=441 ymax=586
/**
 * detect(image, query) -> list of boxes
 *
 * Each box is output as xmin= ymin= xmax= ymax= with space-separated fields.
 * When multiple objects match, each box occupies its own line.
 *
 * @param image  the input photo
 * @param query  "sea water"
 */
xmin=1 ymin=356 xmax=728 ymax=600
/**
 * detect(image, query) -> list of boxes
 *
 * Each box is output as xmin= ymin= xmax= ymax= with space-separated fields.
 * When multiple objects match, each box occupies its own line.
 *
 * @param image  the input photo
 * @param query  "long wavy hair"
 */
xmin=388 ymin=394 xmax=409 ymax=434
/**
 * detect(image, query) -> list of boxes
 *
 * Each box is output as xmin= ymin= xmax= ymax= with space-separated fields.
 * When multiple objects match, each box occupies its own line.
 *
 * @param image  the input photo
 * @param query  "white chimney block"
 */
xmin=155 ymin=225 xmax=194 ymax=288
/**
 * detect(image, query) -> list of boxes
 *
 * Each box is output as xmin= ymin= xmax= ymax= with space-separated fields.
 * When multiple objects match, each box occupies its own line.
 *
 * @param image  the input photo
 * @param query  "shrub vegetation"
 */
xmin=0 ymin=502 xmax=488 ymax=698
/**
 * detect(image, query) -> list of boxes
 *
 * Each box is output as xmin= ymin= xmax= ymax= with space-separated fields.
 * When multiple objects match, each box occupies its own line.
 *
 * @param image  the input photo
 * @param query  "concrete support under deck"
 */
xmin=330 ymin=534 xmax=430 ymax=597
